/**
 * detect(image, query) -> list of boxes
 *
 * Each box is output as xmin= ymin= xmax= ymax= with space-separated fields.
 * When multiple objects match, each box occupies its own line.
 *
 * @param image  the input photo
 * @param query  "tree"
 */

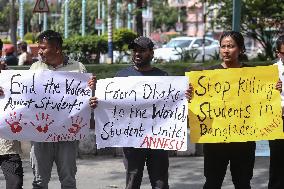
xmin=9 ymin=0 xmax=17 ymax=48
xmin=135 ymin=0 xmax=143 ymax=36
xmin=151 ymin=0 xmax=187 ymax=32
xmin=55 ymin=0 xmax=97 ymax=36
xmin=206 ymin=0 xmax=284 ymax=59
xmin=0 ymin=0 xmax=9 ymax=32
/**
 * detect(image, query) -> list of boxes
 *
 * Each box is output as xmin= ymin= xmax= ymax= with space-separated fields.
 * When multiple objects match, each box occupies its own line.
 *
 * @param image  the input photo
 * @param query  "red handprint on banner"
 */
xmin=5 ymin=112 xmax=23 ymax=133
xmin=30 ymin=113 xmax=54 ymax=133
xmin=63 ymin=116 xmax=87 ymax=134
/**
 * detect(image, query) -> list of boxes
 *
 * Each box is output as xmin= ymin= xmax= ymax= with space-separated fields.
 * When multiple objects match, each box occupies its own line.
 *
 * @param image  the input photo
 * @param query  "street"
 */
xmin=0 ymin=156 xmax=269 ymax=189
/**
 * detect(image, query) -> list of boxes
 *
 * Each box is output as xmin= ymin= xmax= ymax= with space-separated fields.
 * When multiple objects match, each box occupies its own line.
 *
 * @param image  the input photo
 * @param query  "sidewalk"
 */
xmin=0 ymin=156 xmax=269 ymax=189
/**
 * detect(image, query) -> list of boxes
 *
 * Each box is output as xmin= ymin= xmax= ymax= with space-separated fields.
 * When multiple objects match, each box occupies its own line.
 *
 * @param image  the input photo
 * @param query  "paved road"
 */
xmin=0 ymin=156 xmax=269 ymax=189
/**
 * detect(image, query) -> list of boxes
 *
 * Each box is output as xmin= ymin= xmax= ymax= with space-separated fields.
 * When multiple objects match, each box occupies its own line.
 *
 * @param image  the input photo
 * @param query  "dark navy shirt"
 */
xmin=115 ymin=66 xmax=168 ymax=77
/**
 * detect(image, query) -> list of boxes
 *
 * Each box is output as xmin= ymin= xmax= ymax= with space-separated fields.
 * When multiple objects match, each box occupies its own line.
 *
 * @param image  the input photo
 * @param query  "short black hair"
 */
xmin=276 ymin=35 xmax=284 ymax=51
xmin=219 ymin=31 xmax=246 ymax=53
xmin=0 ymin=39 xmax=3 ymax=50
xmin=19 ymin=41 xmax=27 ymax=51
xmin=37 ymin=30 xmax=63 ymax=49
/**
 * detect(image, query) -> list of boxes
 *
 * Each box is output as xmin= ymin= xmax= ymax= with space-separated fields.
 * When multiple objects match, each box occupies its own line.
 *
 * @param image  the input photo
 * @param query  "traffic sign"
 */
xmin=95 ymin=19 xmax=103 ymax=30
xmin=33 ymin=0 xmax=49 ymax=13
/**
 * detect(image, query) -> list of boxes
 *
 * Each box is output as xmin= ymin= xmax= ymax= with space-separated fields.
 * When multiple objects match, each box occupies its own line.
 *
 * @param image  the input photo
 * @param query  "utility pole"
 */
xmin=19 ymin=0 xmax=24 ymax=40
xmin=43 ymin=12 xmax=47 ymax=31
xmin=232 ymin=0 xmax=241 ymax=32
xmin=102 ymin=0 xmax=106 ymax=34
xmin=10 ymin=0 xmax=17 ymax=50
xmin=116 ymin=1 xmax=120 ymax=29
xmin=98 ymin=0 xmax=101 ymax=35
xmin=202 ymin=0 xmax=207 ymax=63
xmin=64 ymin=0 xmax=69 ymax=39
xmin=127 ymin=2 xmax=132 ymax=30
xmin=82 ymin=0 xmax=86 ymax=36
xmin=145 ymin=0 xmax=152 ymax=37
xmin=107 ymin=0 xmax=113 ymax=64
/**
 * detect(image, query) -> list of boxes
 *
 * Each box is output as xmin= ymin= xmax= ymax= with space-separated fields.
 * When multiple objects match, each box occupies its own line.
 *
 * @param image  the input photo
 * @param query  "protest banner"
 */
xmin=0 ymin=70 xmax=92 ymax=142
xmin=186 ymin=65 xmax=284 ymax=143
xmin=94 ymin=76 xmax=189 ymax=151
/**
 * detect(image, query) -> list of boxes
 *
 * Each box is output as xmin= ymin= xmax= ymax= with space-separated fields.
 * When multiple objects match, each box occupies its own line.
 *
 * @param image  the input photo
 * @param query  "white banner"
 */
xmin=0 ymin=70 xmax=92 ymax=142
xmin=94 ymin=76 xmax=189 ymax=151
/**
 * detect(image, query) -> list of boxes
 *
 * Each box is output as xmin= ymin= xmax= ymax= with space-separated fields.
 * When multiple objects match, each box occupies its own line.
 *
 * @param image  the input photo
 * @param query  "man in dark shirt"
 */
xmin=116 ymin=36 xmax=169 ymax=189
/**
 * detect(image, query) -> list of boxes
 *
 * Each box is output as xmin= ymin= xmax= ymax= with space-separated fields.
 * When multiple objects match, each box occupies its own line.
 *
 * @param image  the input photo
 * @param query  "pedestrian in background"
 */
xmin=3 ymin=44 xmax=18 ymax=66
xmin=18 ymin=41 xmax=32 ymax=65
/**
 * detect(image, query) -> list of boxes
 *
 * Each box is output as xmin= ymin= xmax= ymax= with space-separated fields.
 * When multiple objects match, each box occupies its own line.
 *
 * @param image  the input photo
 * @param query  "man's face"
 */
xmin=132 ymin=46 xmax=153 ymax=68
xmin=277 ymin=44 xmax=284 ymax=61
xmin=38 ymin=39 xmax=59 ymax=66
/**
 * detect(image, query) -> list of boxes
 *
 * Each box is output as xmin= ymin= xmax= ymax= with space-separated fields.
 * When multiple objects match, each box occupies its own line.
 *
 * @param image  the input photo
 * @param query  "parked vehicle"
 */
xmin=153 ymin=36 xmax=219 ymax=62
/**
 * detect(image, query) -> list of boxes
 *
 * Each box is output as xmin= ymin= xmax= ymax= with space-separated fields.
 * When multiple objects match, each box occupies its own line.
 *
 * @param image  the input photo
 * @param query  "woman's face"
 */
xmin=220 ymin=36 xmax=241 ymax=64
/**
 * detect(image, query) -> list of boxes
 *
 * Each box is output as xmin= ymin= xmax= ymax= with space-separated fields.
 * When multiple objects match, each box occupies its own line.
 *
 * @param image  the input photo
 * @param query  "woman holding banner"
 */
xmin=187 ymin=31 xmax=256 ymax=189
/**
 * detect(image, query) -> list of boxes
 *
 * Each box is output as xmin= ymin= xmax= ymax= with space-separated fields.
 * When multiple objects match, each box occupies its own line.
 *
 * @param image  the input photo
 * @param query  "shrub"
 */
xmin=24 ymin=32 xmax=38 ymax=43
xmin=63 ymin=28 xmax=137 ymax=64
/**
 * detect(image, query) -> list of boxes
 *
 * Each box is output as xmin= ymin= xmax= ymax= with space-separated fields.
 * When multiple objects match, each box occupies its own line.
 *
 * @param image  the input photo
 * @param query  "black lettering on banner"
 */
xmin=101 ymin=121 xmax=145 ymax=140
xmin=195 ymin=75 xmax=230 ymax=99
xmin=105 ymin=82 xmax=137 ymax=101
xmin=10 ymin=73 xmax=37 ymax=94
xmin=65 ymin=79 xmax=91 ymax=96
xmin=43 ymin=77 xmax=60 ymax=94
xmin=143 ymin=83 xmax=181 ymax=102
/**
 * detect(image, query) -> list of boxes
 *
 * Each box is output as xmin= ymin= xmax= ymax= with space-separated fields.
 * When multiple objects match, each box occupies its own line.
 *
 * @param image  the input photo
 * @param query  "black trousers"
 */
xmin=123 ymin=147 xmax=169 ymax=189
xmin=0 ymin=154 xmax=23 ymax=189
xmin=203 ymin=142 xmax=256 ymax=189
xmin=268 ymin=139 xmax=284 ymax=189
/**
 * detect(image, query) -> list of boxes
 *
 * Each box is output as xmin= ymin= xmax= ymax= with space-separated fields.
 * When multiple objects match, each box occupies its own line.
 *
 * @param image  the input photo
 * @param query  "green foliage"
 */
xmin=63 ymin=35 xmax=107 ymax=64
xmin=206 ymin=0 xmax=284 ymax=60
xmin=174 ymin=47 xmax=200 ymax=62
xmin=63 ymin=28 xmax=137 ymax=64
xmin=55 ymin=0 xmax=98 ymax=36
xmin=24 ymin=32 xmax=37 ymax=43
xmin=112 ymin=28 xmax=137 ymax=52
xmin=152 ymin=0 xmax=187 ymax=32
xmin=208 ymin=51 xmax=220 ymax=61
xmin=0 ymin=1 xmax=10 ymax=32
xmin=1 ymin=39 xmax=11 ymax=44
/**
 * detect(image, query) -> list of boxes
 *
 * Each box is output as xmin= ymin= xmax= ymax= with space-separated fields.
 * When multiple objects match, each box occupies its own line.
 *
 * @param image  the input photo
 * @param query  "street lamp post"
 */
xmin=202 ymin=0 xmax=207 ymax=63
xmin=82 ymin=0 xmax=86 ymax=36
xmin=107 ymin=0 xmax=113 ymax=64
xmin=232 ymin=0 xmax=241 ymax=32
xmin=43 ymin=12 xmax=47 ymax=31
xmin=102 ymin=0 xmax=106 ymax=34
xmin=98 ymin=0 xmax=101 ymax=35
xmin=19 ymin=0 xmax=24 ymax=40
xmin=64 ymin=0 xmax=69 ymax=39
